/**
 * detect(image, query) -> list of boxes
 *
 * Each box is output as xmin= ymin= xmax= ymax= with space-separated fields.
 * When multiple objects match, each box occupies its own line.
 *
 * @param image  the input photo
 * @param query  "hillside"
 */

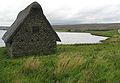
xmin=1 ymin=23 xmax=120 ymax=31
xmin=0 ymin=29 xmax=120 ymax=83
xmin=53 ymin=23 xmax=120 ymax=31
xmin=0 ymin=26 xmax=9 ymax=30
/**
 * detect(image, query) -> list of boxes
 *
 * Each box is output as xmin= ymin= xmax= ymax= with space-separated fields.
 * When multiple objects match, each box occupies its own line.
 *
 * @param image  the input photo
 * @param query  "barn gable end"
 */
xmin=2 ymin=2 xmax=61 ymax=56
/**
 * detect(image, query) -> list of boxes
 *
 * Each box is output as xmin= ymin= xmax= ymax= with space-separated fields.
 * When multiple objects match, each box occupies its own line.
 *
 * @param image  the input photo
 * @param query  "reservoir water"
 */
xmin=0 ymin=30 xmax=108 ymax=47
xmin=57 ymin=32 xmax=108 ymax=44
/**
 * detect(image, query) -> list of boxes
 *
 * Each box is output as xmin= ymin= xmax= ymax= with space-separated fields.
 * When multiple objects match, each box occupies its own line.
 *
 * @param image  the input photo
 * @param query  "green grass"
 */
xmin=85 ymin=29 xmax=119 ymax=37
xmin=85 ymin=29 xmax=120 ymax=43
xmin=0 ymin=29 xmax=120 ymax=83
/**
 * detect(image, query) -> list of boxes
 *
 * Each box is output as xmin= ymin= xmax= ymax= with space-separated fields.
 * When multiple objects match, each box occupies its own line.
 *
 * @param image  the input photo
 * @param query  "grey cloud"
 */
xmin=47 ymin=4 xmax=120 ymax=24
xmin=1 ymin=3 xmax=120 ymax=25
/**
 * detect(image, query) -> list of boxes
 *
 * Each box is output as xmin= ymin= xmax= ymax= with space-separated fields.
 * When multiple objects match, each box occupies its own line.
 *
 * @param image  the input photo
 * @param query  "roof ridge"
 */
xmin=2 ymin=2 xmax=61 ymax=42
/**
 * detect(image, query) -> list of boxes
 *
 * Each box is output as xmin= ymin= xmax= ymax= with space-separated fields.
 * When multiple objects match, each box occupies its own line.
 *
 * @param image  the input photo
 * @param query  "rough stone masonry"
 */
xmin=2 ymin=2 xmax=61 ymax=56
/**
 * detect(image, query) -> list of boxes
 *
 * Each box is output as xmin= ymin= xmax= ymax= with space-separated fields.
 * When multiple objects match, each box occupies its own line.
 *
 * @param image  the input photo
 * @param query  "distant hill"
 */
xmin=1 ymin=23 xmax=120 ymax=31
xmin=0 ymin=26 xmax=9 ymax=30
xmin=53 ymin=23 xmax=120 ymax=31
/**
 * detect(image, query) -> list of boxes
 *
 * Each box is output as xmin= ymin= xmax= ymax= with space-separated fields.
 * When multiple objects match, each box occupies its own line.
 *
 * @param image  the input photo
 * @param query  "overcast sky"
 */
xmin=0 ymin=0 xmax=120 ymax=25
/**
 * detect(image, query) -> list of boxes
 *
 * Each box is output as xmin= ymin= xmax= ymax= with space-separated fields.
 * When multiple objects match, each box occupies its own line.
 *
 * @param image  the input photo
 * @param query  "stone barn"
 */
xmin=2 ymin=2 xmax=61 ymax=56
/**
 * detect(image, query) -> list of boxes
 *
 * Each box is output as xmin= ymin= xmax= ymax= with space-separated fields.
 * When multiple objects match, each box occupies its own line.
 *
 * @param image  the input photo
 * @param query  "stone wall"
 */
xmin=7 ymin=9 xmax=57 ymax=56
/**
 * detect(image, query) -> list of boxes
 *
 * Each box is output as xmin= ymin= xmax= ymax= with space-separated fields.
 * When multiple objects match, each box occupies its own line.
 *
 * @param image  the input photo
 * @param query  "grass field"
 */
xmin=0 ymin=29 xmax=120 ymax=83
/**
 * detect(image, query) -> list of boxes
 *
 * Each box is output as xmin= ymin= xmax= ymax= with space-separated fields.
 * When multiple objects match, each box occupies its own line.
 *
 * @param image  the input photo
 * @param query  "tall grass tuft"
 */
xmin=54 ymin=53 xmax=86 ymax=82
xmin=22 ymin=56 xmax=41 ymax=74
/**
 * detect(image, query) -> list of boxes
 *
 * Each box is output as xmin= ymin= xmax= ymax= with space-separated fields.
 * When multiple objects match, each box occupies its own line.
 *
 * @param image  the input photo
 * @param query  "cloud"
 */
xmin=1 ymin=0 xmax=120 ymax=25
xmin=47 ymin=4 xmax=120 ymax=24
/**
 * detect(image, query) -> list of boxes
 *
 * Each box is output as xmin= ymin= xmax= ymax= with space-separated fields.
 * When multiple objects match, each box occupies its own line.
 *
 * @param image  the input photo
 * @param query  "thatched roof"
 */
xmin=2 ymin=1 xmax=61 ymax=43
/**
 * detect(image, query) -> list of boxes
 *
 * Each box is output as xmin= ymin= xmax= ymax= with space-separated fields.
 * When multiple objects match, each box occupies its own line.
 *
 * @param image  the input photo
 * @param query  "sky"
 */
xmin=0 ymin=0 xmax=120 ymax=26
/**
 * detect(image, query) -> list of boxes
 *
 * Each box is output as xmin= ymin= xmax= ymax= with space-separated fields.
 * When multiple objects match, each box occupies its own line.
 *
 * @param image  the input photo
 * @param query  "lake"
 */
xmin=57 ymin=32 xmax=108 ymax=44
xmin=0 ymin=30 xmax=108 ymax=47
